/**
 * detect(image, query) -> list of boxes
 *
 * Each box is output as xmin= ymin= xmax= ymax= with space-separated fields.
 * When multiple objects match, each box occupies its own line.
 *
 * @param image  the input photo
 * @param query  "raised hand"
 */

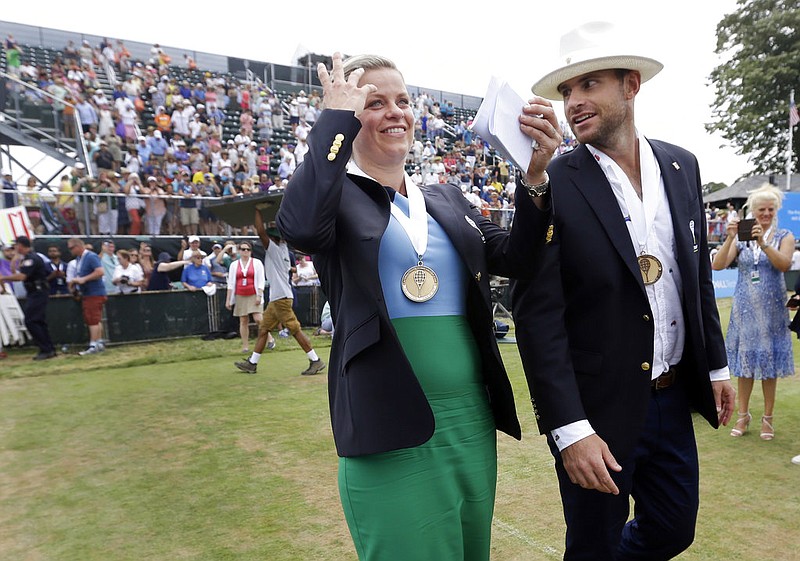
xmin=317 ymin=52 xmax=377 ymax=117
xmin=519 ymin=96 xmax=563 ymax=184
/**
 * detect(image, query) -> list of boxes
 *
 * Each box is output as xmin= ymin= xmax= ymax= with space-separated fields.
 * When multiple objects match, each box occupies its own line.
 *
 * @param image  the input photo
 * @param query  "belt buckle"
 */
xmin=652 ymin=368 xmax=676 ymax=390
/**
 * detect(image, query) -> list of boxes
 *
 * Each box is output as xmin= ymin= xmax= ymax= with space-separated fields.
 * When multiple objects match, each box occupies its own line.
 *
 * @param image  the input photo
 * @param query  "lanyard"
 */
xmin=752 ymin=226 xmax=773 ymax=265
xmin=239 ymin=257 xmax=251 ymax=285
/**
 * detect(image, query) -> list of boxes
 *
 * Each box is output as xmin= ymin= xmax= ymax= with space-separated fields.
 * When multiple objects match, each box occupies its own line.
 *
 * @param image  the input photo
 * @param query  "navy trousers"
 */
xmin=24 ymin=290 xmax=55 ymax=354
xmin=549 ymin=381 xmax=699 ymax=561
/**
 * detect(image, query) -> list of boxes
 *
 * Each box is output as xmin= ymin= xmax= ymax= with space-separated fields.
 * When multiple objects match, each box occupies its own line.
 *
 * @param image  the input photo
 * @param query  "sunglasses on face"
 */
xmin=239 ymin=247 xmax=251 ymax=251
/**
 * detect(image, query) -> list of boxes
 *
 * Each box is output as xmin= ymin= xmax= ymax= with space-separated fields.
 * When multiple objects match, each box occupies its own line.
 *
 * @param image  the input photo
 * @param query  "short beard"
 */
xmin=571 ymin=78 xmax=631 ymax=149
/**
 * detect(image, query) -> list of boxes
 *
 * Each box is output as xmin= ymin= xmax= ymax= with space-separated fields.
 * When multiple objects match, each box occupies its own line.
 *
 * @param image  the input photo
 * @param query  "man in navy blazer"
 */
xmin=511 ymin=22 xmax=736 ymax=561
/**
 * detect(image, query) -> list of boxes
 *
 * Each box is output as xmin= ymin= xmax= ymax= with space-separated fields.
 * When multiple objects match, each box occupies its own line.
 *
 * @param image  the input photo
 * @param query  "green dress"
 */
xmin=338 ymin=193 xmax=497 ymax=560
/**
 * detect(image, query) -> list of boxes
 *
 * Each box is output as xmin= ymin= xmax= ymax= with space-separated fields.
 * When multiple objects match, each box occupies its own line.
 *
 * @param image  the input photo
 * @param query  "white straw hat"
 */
xmin=531 ymin=21 xmax=663 ymax=100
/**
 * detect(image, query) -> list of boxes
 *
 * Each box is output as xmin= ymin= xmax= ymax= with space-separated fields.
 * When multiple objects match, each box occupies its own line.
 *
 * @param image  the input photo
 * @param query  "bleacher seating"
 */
xmin=2 ymin=32 xmax=530 ymax=241
xmin=5 ymin=37 xmax=486 ymax=174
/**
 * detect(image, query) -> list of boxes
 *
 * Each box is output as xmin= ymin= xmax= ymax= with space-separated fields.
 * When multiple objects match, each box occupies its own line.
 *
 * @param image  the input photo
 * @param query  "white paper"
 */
xmin=470 ymin=77 xmax=533 ymax=171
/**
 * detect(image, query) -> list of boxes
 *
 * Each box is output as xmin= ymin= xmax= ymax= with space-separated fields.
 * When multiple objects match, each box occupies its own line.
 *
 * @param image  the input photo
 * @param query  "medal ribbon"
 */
xmin=622 ymin=145 xmax=662 ymax=256
xmin=389 ymin=177 xmax=429 ymax=262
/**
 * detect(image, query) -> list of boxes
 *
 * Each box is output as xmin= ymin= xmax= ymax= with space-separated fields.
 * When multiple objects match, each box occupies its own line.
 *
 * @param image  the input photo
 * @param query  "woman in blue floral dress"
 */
xmin=712 ymin=184 xmax=795 ymax=440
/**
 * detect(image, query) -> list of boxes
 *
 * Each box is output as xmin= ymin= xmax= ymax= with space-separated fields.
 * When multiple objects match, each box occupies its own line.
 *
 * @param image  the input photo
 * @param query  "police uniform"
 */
xmin=19 ymin=252 xmax=56 ymax=357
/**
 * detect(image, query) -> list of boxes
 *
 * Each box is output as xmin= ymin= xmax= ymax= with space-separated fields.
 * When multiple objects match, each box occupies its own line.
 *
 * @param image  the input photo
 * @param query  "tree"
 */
xmin=707 ymin=0 xmax=800 ymax=175
xmin=703 ymin=181 xmax=728 ymax=195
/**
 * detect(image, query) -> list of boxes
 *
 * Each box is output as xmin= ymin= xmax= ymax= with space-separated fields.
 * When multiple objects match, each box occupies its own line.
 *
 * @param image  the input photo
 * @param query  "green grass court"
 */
xmin=1 ymin=298 xmax=799 ymax=560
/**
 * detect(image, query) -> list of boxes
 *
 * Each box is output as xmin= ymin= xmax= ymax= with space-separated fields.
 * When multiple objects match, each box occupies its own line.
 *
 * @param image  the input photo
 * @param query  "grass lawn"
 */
xmin=1 ymin=299 xmax=799 ymax=560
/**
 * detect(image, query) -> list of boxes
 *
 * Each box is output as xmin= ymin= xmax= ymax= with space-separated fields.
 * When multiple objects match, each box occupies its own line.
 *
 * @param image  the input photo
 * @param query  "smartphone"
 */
xmin=737 ymin=218 xmax=757 ymax=241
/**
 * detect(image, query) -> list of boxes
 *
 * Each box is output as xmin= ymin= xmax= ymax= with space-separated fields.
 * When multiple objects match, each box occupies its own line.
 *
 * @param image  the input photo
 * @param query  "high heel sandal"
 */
xmin=730 ymin=411 xmax=751 ymax=437
xmin=760 ymin=415 xmax=774 ymax=440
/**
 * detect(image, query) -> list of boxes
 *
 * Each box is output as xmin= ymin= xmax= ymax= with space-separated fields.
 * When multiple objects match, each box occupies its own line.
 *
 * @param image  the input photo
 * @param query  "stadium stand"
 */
xmin=0 ymin=21 xmax=576 ymax=348
xmin=1 ymin=20 xmax=578 ymax=242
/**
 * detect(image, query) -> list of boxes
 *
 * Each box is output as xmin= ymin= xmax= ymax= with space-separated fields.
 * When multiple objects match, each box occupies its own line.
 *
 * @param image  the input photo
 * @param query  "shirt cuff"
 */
xmin=550 ymin=420 xmax=595 ymax=452
xmin=709 ymin=366 xmax=730 ymax=382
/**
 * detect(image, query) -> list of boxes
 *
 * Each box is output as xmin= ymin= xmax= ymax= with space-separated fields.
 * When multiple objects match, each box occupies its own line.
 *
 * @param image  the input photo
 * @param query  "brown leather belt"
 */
xmin=651 ymin=366 xmax=679 ymax=390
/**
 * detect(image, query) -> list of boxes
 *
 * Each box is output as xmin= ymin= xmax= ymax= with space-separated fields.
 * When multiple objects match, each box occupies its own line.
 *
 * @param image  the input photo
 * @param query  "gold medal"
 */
xmin=638 ymin=254 xmax=663 ymax=285
xmin=401 ymin=263 xmax=439 ymax=302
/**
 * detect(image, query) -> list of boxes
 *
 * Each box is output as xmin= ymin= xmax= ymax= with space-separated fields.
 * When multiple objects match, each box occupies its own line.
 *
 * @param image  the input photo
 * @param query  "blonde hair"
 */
xmin=744 ymin=183 xmax=784 ymax=223
xmin=342 ymin=54 xmax=401 ymax=81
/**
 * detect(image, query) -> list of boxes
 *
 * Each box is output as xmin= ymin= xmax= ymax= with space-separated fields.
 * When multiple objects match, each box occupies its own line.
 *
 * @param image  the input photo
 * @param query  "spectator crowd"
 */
xmin=2 ymin=33 xmax=581 ymax=237
xmin=0 ymin=234 xmax=322 ymax=301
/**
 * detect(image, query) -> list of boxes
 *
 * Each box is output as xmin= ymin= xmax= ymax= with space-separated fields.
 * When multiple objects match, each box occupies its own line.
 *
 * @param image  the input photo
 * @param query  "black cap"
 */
xmin=15 ymin=235 xmax=32 ymax=248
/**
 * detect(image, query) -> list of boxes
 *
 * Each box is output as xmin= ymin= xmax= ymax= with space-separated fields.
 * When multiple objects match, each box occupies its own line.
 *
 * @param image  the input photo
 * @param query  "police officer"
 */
xmin=0 ymin=236 xmax=57 ymax=360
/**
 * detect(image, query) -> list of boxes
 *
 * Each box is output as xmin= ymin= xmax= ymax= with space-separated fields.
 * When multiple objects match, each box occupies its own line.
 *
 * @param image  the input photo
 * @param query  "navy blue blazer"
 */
xmin=512 ymin=141 xmax=728 ymax=462
xmin=277 ymin=110 xmax=550 ymax=457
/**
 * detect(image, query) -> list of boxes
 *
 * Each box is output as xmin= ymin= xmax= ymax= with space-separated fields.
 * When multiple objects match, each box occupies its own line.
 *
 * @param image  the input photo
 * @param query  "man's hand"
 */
xmin=712 ymin=380 xmax=736 ymax=426
xmin=519 ymin=95 xmax=563 ymax=184
xmin=560 ymin=434 xmax=622 ymax=495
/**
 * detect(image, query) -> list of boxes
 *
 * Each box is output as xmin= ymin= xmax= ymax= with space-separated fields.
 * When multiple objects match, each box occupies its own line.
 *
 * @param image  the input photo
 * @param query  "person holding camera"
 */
xmin=712 ymin=183 xmax=795 ymax=440
xmin=112 ymin=249 xmax=144 ymax=294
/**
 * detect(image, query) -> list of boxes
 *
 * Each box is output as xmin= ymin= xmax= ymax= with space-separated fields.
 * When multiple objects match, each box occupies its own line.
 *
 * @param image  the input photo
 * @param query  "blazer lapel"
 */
xmin=421 ymin=187 xmax=483 ymax=276
xmin=650 ymin=141 xmax=699 ymax=292
xmin=565 ymin=146 xmax=644 ymax=290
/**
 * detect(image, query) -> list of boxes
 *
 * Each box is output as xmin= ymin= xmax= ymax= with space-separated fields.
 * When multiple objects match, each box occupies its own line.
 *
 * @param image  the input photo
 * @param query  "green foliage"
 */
xmin=703 ymin=181 xmax=728 ymax=194
xmin=707 ymin=0 xmax=800 ymax=174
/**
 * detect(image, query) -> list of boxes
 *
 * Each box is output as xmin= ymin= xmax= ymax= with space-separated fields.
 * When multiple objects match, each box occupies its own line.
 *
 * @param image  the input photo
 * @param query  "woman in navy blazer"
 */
xmin=277 ymin=52 xmax=559 ymax=560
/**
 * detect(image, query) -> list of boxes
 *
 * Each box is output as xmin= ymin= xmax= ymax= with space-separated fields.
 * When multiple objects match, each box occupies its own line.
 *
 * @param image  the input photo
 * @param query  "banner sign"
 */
xmin=205 ymin=191 xmax=284 ymax=228
xmin=0 ymin=206 xmax=33 ymax=246
xmin=711 ymin=268 xmax=738 ymax=299
xmin=778 ymin=193 xmax=800 ymax=240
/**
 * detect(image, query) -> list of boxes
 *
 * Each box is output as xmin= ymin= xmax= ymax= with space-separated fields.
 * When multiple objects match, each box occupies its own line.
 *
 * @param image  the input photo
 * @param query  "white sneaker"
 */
xmin=79 ymin=345 xmax=100 ymax=356
xmin=791 ymin=454 xmax=800 ymax=465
